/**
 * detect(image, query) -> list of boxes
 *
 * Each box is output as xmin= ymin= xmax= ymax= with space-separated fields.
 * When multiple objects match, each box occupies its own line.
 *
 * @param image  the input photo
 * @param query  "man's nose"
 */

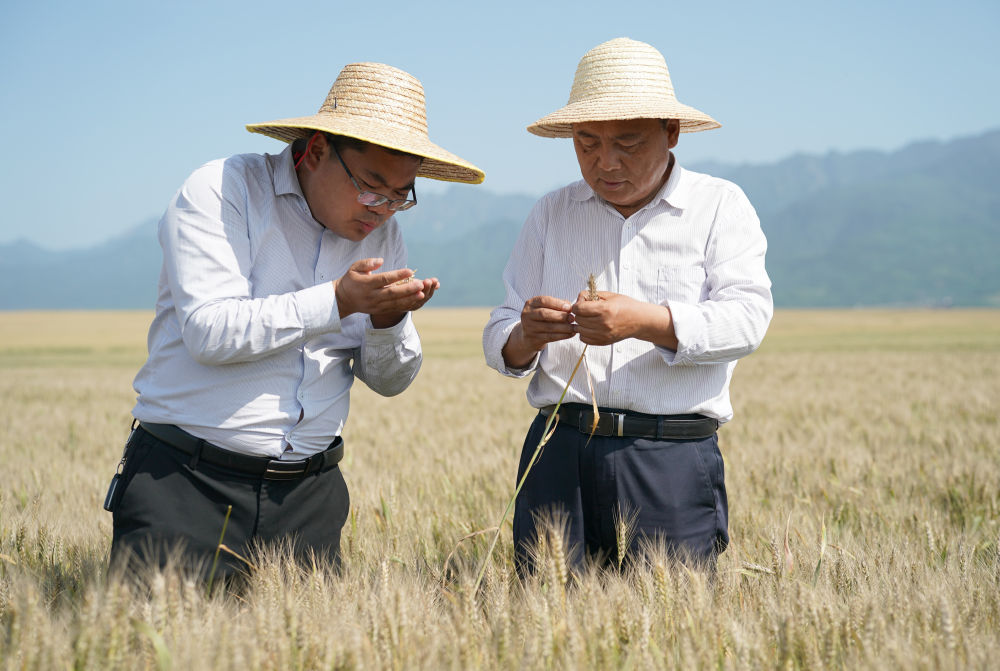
xmin=366 ymin=200 xmax=392 ymax=216
xmin=596 ymin=146 xmax=622 ymax=171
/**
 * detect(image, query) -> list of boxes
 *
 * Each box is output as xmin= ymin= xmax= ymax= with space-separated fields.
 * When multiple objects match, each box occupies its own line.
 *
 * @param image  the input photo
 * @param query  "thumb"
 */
xmin=351 ymin=257 xmax=384 ymax=274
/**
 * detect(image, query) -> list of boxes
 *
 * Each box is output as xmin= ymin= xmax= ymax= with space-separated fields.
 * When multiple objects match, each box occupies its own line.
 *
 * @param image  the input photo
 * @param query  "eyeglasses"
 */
xmin=330 ymin=143 xmax=417 ymax=212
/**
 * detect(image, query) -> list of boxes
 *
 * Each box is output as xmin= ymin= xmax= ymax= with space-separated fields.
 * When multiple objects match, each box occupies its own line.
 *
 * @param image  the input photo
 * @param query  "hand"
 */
xmin=501 ymin=295 xmax=575 ymax=368
xmin=404 ymin=277 xmax=440 ymax=312
xmin=334 ymin=258 xmax=438 ymax=327
xmin=572 ymin=291 xmax=676 ymax=348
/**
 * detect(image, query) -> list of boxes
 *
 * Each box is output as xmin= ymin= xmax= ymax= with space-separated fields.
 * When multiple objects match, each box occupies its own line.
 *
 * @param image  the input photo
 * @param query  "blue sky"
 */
xmin=1 ymin=0 xmax=997 ymax=250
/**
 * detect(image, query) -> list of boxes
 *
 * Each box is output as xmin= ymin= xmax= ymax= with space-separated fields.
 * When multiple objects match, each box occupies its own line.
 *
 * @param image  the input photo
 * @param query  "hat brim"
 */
xmin=527 ymin=98 xmax=720 ymax=138
xmin=247 ymin=115 xmax=484 ymax=184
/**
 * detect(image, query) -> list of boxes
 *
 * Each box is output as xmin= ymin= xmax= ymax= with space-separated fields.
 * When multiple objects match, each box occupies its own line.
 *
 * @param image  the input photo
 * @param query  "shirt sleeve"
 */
xmin=353 ymin=226 xmax=423 ymax=396
xmin=658 ymin=185 xmax=773 ymax=365
xmin=160 ymin=160 xmax=342 ymax=366
xmin=482 ymin=200 xmax=546 ymax=378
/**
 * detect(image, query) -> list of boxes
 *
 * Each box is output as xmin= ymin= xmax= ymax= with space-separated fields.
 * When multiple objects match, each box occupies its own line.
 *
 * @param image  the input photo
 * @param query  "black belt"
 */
xmin=138 ymin=422 xmax=344 ymax=481
xmin=540 ymin=403 xmax=719 ymax=440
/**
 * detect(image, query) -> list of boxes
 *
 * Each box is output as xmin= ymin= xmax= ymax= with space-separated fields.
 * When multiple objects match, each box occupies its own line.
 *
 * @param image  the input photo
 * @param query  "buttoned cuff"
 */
xmin=364 ymin=311 xmax=415 ymax=344
xmin=486 ymin=321 xmax=538 ymax=378
xmin=499 ymin=353 xmax=538 ymax=378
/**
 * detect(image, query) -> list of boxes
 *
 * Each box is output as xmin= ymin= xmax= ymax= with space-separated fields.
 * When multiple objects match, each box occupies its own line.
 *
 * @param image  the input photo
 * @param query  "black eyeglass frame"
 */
xmin=329 ymin=143 xmax=417 ymax=212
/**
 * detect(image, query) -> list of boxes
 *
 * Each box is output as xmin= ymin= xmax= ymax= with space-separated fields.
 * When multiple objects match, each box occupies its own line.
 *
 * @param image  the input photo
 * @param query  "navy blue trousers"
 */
xmin=513 ymin=411 xmax=729 ymax=573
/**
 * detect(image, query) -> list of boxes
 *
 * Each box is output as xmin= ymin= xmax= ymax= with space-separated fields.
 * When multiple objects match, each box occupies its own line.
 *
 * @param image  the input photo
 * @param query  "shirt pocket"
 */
xmin=657 ymin=266 xmax=708 ymax=305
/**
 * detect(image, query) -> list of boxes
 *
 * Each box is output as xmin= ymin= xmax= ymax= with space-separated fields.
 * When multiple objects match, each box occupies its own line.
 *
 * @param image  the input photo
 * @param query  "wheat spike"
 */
xmin=583 ymin=273 xmax=600 ymax=439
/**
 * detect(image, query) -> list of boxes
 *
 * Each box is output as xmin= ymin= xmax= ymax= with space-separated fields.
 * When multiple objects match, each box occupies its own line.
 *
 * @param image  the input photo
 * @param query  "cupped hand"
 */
xmin=334 ymin=258 xmax=439 ymax=326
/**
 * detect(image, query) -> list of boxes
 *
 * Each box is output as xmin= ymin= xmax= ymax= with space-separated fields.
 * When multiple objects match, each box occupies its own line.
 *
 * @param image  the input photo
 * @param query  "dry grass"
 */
xmin=1 ymin=308 xmax=998 ymax=669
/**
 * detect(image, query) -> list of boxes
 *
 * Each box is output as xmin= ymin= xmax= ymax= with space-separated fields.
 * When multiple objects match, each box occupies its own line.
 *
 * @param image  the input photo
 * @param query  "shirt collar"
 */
xmin=568 ymin=152 xmax=690 ymax=212
xmin=657 ymin=153 xmax=690 ymax=210
xmin=272 ymin=144 xmax=306 ymax=199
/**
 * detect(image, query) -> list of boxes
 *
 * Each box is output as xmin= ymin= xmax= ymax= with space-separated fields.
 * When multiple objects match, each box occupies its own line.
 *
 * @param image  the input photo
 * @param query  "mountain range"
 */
xmin=2 ymin=128 xmax=998 ymax=309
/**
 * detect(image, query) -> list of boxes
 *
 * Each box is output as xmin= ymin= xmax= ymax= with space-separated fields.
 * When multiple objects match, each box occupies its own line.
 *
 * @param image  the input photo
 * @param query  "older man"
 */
xmin=483 ymin=38 xmax=772 ymax=571
xmin=107 ymin=62 xmax=483 ymax=578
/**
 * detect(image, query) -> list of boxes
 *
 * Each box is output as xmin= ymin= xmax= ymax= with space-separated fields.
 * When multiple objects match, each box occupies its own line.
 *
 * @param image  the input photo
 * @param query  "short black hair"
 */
xmin=322 ymin=132 xmax=421 ymax=163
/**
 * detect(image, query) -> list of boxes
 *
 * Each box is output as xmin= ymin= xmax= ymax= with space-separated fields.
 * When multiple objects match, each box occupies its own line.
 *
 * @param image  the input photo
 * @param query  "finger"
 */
xmin=544 ymin=329 xmax=578 ymax=341
xmin=527 ymin=295 xmax=573 ymax=312
xmin=573 ymin=313 xmax=608 ymax=330
xmin=573 ymin=327 xmax=604 ymax=345
xmin=415 ymin=278 xmax=438 ymax=292
xmin=527 ymin=307 xmax=577 ymax=324
xmin=369 ymin=283 xmax=429 ymax=313
xmin=533 ymin=329 xmax=577 ymax=344
xmin=571 ymin=299 xmax=604 ymax=316
xmin=523 ymin=323 xmax=576 ymax=340
xmin=351 ymin=257 xmax=384 ymax=274
xmin=377 ymin=267 xmax=416 ymax=287
xmin=578 ymin=334 xmax=606 ymax=346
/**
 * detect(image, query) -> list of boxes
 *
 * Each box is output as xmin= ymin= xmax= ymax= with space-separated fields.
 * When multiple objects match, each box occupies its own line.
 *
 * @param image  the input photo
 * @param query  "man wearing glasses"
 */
xmin=107 ymin=63 xmax=483 ymax=580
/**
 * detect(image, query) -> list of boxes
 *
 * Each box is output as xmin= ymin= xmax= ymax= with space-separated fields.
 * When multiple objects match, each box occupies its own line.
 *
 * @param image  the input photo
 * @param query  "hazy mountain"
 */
xmin=0 ymin=221 xmax=161 ymax=310
xmin=697 ymin=129 xmax=1000 ymax=306
xmin=2 ymin=129 xmax=998 ymax=309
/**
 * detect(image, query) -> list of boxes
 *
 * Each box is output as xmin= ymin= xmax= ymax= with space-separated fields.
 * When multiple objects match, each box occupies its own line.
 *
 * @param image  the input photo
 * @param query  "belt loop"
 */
xmin=656 ymin=416 xmax=664 ymax=440
xmin=189 ymin=439 xmax=205 ymax=470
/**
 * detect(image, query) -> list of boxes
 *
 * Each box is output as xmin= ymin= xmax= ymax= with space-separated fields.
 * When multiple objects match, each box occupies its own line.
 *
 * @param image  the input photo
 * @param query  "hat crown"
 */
xmin=318 ymin=62 xmax=430 ymax=138
xmin=246 ymin=62 xmax=483 ymax=183
xmin=568 ymin=38 xmax=677 ymax=104
xmin=526 ymin=36 xmax=719 ymax=138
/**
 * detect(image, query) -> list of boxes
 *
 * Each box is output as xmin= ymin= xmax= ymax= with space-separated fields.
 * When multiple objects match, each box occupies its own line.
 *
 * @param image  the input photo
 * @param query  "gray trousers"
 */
xmin=109 ymin=426 xmax=350 ymax=579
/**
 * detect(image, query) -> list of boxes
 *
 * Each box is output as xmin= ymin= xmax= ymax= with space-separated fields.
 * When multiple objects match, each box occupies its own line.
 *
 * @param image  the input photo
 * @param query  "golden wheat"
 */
xmin=0 ymin=308 xmax=998 ymax=669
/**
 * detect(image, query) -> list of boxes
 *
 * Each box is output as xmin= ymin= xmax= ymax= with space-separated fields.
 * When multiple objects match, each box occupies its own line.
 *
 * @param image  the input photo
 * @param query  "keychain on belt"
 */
xmin=104 ymin=419 xmax=138 ymax=512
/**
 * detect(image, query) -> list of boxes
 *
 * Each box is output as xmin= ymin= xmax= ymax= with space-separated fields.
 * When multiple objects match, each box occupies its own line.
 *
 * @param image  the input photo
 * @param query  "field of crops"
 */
xmin=1 ymin=308 xmax=998 ymax=669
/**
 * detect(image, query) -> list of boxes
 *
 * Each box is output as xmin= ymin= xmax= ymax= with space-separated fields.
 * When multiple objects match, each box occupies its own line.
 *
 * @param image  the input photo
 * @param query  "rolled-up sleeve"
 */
xmin=658 ymin=186 xmax=773 ymax=366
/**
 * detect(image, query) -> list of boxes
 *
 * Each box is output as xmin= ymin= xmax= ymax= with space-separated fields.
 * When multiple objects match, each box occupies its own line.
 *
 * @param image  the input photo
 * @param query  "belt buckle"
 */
xmin=264 ymin=459 xmax=308 ymax=480
xmin=581 ymin=410 xmax=625 ymax=438
xmin=615 ymin=413 xmax=626 ymax=437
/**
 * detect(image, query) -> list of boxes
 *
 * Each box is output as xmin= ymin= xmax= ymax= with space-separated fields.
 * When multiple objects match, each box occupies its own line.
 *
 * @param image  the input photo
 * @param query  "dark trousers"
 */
xmin=110 ymin=427 xmax=350 ymax=579
xmin=513 ymin=411 xmax=728 ymax=573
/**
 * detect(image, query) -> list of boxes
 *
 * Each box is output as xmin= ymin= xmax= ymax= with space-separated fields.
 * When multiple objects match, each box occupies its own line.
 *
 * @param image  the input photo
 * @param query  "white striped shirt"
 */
xmin=132 ymin=145 xmax=421 ymax=459
xmin=482 ymin=158 xmax=772 ymax=423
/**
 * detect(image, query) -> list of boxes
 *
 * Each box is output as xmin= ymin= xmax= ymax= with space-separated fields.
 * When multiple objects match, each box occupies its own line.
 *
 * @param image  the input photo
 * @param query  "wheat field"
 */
xmin=1 ymin=308 xmax=998 ymax=670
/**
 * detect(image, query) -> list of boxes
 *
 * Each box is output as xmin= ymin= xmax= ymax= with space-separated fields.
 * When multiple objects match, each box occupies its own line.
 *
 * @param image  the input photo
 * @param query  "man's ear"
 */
xmin=666 ymin=119 xmax=680 ymax=149
xmin=302 ymin=132 xmax=327 ymax=169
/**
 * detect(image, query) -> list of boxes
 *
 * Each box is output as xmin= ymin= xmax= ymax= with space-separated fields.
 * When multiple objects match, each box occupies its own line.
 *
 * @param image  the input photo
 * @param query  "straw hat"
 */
xmin=527 ymin=38 xmax=720 ymax=138
xmin=247 ymin=62 xmax=484 ymax=184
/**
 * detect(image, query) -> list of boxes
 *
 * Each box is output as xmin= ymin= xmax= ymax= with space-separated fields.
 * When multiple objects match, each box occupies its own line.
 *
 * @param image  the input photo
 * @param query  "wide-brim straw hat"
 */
xmin=527 ymin=37 xmax=720 ymax=138
xmin=247 ymin=62 xmax=484 ymax=184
